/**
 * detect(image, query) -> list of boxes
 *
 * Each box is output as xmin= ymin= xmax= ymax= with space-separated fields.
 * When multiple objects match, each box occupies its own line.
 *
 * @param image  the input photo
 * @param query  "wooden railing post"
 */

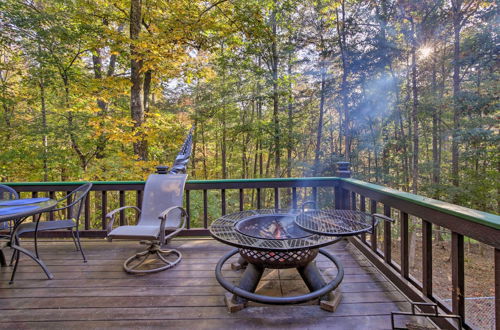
xmin=422 ymin=220 xmax=433 ymax=297
xmin=256 ymin=188 xmax=261 ymax=209
xmin=400 ymin=212 xmax=409 ymax=279
xmin=292 ymin=187 xmax=297 ymax=209
xmin=119 ymin=190 xmax=125 ymax=226
xmin=336 ymin=162 xmax=351 ymax=209
xmin=203 ymin=189 xmax=208 ymax=228
xmin=274 ymin=188 xmax=279 ymax=209
xmin=383 ymin=205 xmax=392 ymax=264
xmin=370 ymin=200 xmax=377 ymax=253
xmin=360 ymin=196 xmax=366 ymax=242
xmin=452 ymin=232 xmax=465 ymax=323
xmin=136 ymin=190 xmax=142 ymax=224
xmin=240 ymin=189 xmax=245 ymax=211
xmin=101 ymin=191 xmax=107 ymax=230
xmin=221 ymin=189 xmax=226 ymax=215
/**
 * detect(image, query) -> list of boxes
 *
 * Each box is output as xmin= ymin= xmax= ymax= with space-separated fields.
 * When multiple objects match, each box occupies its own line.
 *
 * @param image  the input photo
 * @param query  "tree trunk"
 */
xmin=451 ymin=0 xmax=462 ymax=189
xmin=271 ymin=6 xmax=280 ymax=177
xmin=39 ymin=74 xmax=48 ymax=181
xmin=337 ymin=1 xmax=349 ymax=161
xmin=314 ymin=61 xmax=326 ymax=176
xmin=287 ymin=48 xmax=293 ymax=178
xmin=130 ymin=0 xmax=147 ymax=160
xmin=201 ymin=124 xmax=208 ymax=180
xmin=257 ymin=57 xmax=264 ymax=178
xmin=431 ymin=58 xmax=441 ymax=192
xmin=143 ymin=69 xmax=152 ymax=113
xmin=410 ymin=20 xmax=419 ymax=194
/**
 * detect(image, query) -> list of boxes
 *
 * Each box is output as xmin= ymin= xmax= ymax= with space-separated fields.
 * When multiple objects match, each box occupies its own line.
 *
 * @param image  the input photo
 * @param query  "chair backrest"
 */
xmin=60 ymin=183 xmax=92 ymax=222
xmin=0 ymin=185 xmax=18 ymax=229
xmin=139 ymin=174 xmax=187 ymax=228
xmin=0 ymin=184 xmax=18 ymax=200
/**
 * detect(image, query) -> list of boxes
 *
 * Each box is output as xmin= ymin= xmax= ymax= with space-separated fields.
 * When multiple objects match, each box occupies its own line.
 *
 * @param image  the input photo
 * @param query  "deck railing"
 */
xmin=4 ymin=166 xmax=499 ymax=329
xmin=337 ymin=177 xmax=499 ymax=330
xmin=6 ymin=177 xmax=341 ymax=236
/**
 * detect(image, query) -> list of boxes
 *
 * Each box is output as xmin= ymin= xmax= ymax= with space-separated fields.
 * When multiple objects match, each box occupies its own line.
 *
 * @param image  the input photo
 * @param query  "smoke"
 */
xmin=355 ymin=72 xmax=397 ymax=125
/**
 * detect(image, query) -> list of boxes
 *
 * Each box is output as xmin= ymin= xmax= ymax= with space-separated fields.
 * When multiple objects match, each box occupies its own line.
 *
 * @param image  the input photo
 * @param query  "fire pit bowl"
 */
xmin=234 ymin=214 xmax=318 ymax=268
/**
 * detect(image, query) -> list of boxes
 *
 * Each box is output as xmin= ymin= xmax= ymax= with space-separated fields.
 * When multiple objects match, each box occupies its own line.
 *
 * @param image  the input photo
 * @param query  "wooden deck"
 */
xmin=0 ymin=238 xmax=428 ymax=329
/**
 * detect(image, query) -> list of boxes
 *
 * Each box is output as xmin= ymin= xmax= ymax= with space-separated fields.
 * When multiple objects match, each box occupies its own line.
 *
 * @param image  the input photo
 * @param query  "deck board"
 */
xmin=0 ymin=238 xmax=429 ymax=329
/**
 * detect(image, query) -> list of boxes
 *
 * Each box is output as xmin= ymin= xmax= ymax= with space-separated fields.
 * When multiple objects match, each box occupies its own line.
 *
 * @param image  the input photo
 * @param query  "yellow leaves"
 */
xmin=88 ymin=116 xmax=135 ymax=143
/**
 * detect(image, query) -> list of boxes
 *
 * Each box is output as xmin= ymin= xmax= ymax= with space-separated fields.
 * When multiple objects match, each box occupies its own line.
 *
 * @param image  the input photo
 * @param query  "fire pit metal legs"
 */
xmin=215 ymin=248 xmax=344 ymax=313
xmin=231 ymin=255 xmax=248 ymax=271
xmin=298 ymin=261 xmax=342 ymax=312
xmin=225 ymin=263 xmax=264 ymax=312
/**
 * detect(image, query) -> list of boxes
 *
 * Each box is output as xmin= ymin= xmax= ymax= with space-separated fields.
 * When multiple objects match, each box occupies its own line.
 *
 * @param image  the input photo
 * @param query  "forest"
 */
xmin=0 ymin=0 xmax=498 ymax=214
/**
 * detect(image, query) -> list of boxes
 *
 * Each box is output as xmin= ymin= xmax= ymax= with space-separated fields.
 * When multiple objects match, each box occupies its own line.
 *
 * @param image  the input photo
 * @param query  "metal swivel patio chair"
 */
xmin=12 ymin=183 xmax=92 ymax=263
xmin=106 ymin=173 xmax=188 ymax=273
xmin=0 ymin=184 xmax=19 ymax=266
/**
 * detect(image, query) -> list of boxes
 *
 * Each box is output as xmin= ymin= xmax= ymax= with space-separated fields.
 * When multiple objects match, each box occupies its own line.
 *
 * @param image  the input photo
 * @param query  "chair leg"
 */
xmin=70 ymin=229 xmax=79 ymax=251
xmin=9 ymin=245 xmax=21 ymax=284
xmin=9 ymin=235 xmax=20 ymax=266
xmin=33 ymin=214 xmax=40 ymax=259
xmin=0 ymin=249 xmax=6 ymax=267
xmin=74 ymin=229 xmax=87 ymax=263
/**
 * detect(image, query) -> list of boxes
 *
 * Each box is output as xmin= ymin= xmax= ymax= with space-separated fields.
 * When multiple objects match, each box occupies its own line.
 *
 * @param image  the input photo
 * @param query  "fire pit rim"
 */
xmin=209 ymin=209 xmax=340 ymax=252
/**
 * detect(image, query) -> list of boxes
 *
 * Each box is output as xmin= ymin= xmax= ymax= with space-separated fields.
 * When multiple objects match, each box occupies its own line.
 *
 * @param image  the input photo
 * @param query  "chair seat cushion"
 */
xmin=17 ymin=219 xmax=76 ymax=236
xmin=108 ymin=225 xmax=160 ymax=240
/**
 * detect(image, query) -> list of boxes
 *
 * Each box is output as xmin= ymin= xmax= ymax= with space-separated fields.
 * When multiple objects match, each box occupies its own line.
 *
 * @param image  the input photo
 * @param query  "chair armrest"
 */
xmin=158 ymin=206 xmax=188 ymax=243
xmin=105 ymin=206 xmax=141 ymax=234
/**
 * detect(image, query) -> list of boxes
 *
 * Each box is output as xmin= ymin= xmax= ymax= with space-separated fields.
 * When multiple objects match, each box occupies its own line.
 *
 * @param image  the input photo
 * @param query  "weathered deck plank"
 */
xmin=0 ymin=238 xmax=425 ymax=329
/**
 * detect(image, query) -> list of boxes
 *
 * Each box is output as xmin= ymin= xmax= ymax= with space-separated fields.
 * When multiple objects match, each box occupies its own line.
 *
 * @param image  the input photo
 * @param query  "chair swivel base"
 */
xmin=123 ymin=241 xmax=182 ymax=274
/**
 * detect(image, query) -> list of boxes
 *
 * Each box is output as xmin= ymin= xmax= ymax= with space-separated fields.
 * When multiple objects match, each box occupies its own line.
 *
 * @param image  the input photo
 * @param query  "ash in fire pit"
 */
xmin=235 ymin=215 xmax=310 ymax=240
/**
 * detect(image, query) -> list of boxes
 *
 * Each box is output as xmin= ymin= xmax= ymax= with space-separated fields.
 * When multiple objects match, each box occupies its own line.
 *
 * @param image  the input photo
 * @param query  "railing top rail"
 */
xmin=5 ymin=181 xmax=145 ymax=186
xmin=5 ymin=176 xmax=498 ymax=230
xmin=187 ymin=177 xmax=339 ymax=184
xmin=5 ymin=177 xmax=340 ymax=186
xmin=341 ymin=178 xmax=500 ymax=230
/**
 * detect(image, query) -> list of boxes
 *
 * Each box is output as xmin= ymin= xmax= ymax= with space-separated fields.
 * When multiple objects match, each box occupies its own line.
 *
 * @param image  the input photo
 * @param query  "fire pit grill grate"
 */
xmin=295 ymin=209 xmax=376 ymax=236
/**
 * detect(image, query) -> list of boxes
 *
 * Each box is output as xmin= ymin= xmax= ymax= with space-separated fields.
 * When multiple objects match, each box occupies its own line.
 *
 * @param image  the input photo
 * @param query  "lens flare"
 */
xmin=418 ymin=46 xmax=433 ymax=60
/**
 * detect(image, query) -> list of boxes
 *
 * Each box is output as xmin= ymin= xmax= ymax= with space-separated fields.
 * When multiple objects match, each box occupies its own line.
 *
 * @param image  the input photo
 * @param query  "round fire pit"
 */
xmin=210 ymin=209 xmax=345 ymax=312
xmin=210 ymin=208 xmax=393 ymax=313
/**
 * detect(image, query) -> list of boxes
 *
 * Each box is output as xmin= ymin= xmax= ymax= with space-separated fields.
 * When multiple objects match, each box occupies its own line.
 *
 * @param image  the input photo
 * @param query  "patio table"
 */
xmin=0 ymin=198 xmax=58 ymax=283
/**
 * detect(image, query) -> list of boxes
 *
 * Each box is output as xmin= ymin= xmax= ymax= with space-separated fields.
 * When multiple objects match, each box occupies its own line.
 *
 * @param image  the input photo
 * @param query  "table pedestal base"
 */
xmin=215 ymin=248 xmax=344 ymax=313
